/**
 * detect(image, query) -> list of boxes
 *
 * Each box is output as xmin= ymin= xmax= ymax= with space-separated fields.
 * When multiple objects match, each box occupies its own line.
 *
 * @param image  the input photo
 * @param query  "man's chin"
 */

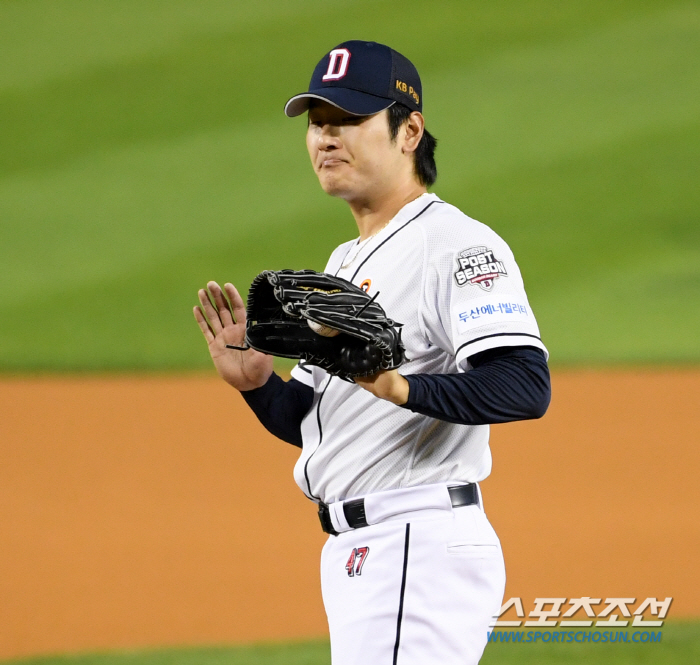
xmin=318 ymin=177 xmax=352 ymax=199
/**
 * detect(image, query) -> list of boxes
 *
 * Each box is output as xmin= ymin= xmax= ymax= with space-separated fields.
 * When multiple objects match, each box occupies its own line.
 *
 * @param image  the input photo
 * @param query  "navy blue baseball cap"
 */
xmin=284 ymin=40 xmax=422 ymax=117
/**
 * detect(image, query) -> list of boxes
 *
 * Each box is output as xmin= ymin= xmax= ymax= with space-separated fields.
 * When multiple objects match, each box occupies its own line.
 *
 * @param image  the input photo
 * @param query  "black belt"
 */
xmin=318 ymin=484 xmax=479 ymax=536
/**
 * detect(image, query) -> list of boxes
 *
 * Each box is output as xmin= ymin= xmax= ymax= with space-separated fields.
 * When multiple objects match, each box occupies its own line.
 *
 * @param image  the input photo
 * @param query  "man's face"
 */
xmin=306 ymin=101 xmax=407 ymax=202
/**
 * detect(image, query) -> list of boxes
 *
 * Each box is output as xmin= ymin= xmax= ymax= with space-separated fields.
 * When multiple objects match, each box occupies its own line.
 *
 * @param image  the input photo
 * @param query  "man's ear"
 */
xmin=401 ymin=112 xmax=425 ymax=154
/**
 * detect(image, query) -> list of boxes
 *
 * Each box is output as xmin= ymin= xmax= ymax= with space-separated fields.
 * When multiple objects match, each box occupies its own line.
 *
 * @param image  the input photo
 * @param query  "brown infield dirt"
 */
xmin=1 ymin=369 xmax=699 ymax=660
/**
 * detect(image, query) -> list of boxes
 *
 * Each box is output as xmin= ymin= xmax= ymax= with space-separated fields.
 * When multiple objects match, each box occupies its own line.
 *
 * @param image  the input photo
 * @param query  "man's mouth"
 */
xmin=321 ymin=158 xmax=347 ymax=168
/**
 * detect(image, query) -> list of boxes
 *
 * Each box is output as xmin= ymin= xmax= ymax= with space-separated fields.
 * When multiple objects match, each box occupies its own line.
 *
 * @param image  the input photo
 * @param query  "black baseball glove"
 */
xmin=228 ymin=270 xmax=406 ymax=381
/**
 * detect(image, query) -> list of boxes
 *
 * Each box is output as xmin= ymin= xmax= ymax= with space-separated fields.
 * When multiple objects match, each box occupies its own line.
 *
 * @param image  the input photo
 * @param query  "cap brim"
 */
xmin=284 ymin=88 xmax=394 ymax=117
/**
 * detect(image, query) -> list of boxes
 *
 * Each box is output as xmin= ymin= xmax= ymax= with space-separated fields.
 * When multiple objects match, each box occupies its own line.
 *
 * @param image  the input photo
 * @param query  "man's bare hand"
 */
xmin=193 ymin=281 xmax=273 ymax=391
xmin=354 ymin=369 xmax=410 ymax=405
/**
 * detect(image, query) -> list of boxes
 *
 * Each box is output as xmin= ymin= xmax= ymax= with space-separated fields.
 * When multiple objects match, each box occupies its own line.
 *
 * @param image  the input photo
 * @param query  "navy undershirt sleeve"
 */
xmin=240 ymin=372 xmax=314 ymax=448
xmin=401 ymin=346 xmax=551 ymax=425
xmin=240 ymin=346 xmax=550 ymax=444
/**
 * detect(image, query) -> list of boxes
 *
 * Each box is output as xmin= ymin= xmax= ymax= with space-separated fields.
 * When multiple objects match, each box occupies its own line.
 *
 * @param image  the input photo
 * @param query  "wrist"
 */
xmin=237 ymin=370 xmax=274 ymax=393
xmin=386 ymin=373 xmax=410 ymax=405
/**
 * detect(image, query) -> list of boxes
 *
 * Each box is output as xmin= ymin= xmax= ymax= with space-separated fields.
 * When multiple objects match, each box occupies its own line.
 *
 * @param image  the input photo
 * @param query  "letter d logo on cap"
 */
xmin=322 ymin=48 xmax=351 ymax=81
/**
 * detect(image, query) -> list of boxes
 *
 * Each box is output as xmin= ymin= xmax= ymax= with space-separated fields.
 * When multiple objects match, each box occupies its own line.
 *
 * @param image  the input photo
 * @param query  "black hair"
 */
xmin=387 ymin=103 xmax=438 ymax=187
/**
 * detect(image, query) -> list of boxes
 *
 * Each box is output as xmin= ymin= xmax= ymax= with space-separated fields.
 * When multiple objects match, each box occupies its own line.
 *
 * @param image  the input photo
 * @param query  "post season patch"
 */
xmin=455 ymin=295 xmax=531 ymax=335
xmin=454 ymin=246 xmax=507 ymax=291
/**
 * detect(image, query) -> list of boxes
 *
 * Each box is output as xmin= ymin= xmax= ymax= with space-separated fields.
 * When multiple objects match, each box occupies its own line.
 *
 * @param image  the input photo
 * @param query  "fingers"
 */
xmin=197 ymin=286 xmax=223 ymax=335
xmin=207 ymin=281 xmax=235 ymax=327
xmin=193 ymin=306 xmax=215 ymax=343
xmin=224 ymin=282 xmax=247 ymax=325
xmin=195 ymin=280 xmax=247 ymax=351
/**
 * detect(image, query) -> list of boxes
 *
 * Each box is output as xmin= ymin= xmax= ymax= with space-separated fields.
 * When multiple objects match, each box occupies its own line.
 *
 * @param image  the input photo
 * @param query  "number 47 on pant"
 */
xmin=346 ymin=547 xmax=370 ymax=577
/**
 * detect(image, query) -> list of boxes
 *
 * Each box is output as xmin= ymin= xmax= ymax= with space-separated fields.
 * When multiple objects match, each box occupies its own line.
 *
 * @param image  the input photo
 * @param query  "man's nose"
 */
xmin=317 ymin=124 xmax=342 ymax=150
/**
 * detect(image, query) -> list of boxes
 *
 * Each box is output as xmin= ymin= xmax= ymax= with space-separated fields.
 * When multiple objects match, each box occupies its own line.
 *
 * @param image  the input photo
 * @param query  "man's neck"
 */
xmin=348 ymin=182 xmax=428 ymax=241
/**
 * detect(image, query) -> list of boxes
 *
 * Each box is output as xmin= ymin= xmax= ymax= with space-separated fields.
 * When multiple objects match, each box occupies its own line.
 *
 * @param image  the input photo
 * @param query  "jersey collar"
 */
xmin=370 ymin=192 xmax=441 ymax=242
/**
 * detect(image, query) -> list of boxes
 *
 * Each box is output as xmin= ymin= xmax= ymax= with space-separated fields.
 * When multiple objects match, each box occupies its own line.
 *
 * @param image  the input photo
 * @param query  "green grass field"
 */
xmin=1 ymin=0 xmax=698 ymax=370
xmin=4 ymin=623 xmax=700 ymax=665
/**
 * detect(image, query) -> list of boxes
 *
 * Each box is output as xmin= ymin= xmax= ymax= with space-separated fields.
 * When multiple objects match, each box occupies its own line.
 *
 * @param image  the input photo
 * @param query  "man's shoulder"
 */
xmin=323 ymin=238 xmax=358 ymax=272
xmin=417 ymin=194 xmax=509 ymax=252
xmin=329 ymin=237 xmax=357 ymax=256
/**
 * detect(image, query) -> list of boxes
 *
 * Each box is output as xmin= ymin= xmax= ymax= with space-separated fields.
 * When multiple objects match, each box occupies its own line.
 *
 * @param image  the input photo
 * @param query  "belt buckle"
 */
xmin=318 ymin=503 xmax=339 ymax=536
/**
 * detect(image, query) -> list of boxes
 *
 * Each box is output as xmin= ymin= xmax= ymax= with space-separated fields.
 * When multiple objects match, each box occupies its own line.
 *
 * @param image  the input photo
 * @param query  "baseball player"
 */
xmin=194 ymin=41 xmax=550 ymax=665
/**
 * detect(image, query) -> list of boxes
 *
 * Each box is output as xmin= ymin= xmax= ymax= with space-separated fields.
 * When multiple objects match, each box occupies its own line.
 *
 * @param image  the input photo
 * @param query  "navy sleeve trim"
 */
xmin=401 ymin=346 xmax=550 ymax=425
xmin=455 ymin=332 xmax=543 ymax=359
xmin=240 ymin=373 xmax=314 ymax=447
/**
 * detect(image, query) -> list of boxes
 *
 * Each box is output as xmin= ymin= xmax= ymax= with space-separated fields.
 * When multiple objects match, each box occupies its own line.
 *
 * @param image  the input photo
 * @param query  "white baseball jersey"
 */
xmin=290 ymin=193 xmax=547 ymax=505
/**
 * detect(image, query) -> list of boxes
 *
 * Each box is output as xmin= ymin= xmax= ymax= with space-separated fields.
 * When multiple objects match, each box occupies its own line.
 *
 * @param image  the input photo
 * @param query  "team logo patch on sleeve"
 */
xmin=454 ymin=246 xmax=507 ymax=291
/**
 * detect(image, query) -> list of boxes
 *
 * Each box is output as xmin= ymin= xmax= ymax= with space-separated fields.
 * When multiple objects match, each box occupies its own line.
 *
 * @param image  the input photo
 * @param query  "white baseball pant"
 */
xmin=320 ymin=484 xmax=506 ymax=664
